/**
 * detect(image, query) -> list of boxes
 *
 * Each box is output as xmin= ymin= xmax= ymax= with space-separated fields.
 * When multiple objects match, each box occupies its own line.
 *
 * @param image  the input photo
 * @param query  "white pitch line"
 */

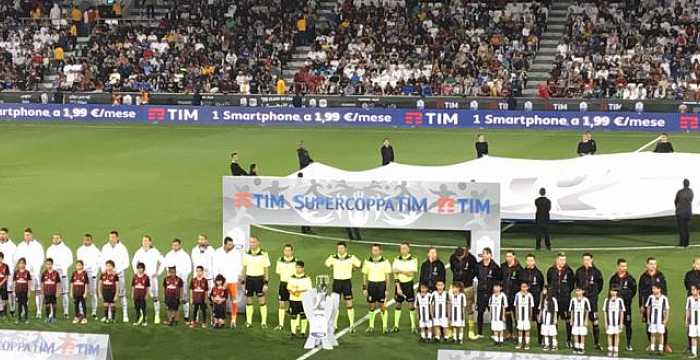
xmin=253 ymin=224 xmax=458 ymax=249
xmin=634 ymin=136 xmax=661 ymax=152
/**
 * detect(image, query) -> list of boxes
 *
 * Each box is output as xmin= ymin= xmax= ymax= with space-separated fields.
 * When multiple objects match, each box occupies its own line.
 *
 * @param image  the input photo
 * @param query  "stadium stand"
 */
xmin=547 ymin=0 xmax=700 ymax=100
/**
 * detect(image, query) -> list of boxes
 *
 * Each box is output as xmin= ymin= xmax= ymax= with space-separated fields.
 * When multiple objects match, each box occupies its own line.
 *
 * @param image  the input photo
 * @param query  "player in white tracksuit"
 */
xmin=164 ymin=239 xmax=192 ymax=321
xmin=100 ymin=231 xmax=130 ymax=322
xmin=0 ymin=228 xmax=17 ymax=315
xmin=214 ymin=238 xmax=243 ymax=326
xmin=46 ymin=233 xmax=74 ymax=318
xmin=131 ymin=235 xmax=166 ymax=324
xmin=190 ymin=234 xmax=216 ymax=290
xmin=14 ymin=228 xmax=45 ymax=318
xmin=76 ymin=233 xmax=102 ymax=317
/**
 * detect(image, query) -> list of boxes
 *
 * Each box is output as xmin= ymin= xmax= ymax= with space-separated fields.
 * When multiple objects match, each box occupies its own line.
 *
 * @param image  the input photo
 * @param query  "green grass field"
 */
xmin=1 ymin=122 xmax=700 ymax=359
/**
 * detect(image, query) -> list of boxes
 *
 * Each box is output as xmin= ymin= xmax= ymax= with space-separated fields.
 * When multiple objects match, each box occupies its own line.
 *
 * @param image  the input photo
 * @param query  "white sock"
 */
xmin=427 ymin=331 xmax=432 ymax=339
xmin=499 ymin=334 xmax=503 ymax=343
xmin=154 ymin=300 xmax=160 ymax=317
xmin=35 ymin=294 xmax=42 ymax=315
xmin=692 ymin=344 xmax=697 ymax=356
xmin=63 ymin=293 xmax=70 ymax=315
xmin=420 ymin=330 xmax=426 ymax=339
xmin=183 ymin=302 xmax=190 ymax=319
xmin=458 ymin=328 xmax=464 ymax=341
xmin=121 ymin=295 xmax=128 ymax=319
xmin=9 ymin=292 xmax=15 ymax=312
xmin=553 ymin=338 xmax=558 ymax=348
xmin=91 ymin=293 xmax=97 ymax=315
xmin=525 ymin=336 xmax=530 ymax=346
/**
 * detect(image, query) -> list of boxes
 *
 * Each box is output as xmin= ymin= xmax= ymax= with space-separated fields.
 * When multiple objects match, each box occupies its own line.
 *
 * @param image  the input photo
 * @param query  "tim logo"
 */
xmin=404 ymin=111 xmax=423 ymax=126
xmin=436 ymin=196 xmax=455 ymax=214
xmin=680 ymin=115 xmax=699 ymax=130
xmin=233 ymin=192 xmax=253 ymax=208
xmin=147 ymin=107 xmax=166 ymax=121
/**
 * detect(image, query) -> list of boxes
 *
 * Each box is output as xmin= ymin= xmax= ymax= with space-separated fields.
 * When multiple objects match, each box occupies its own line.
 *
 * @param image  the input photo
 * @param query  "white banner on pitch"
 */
xmin=0 ymin=329 xmax=111 ymax=360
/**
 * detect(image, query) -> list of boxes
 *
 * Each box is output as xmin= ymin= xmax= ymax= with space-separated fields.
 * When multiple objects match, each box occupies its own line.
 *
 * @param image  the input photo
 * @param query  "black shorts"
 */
xmin=0 ymin=287 xmax=7 ymax=300
xmin=213 ymin=303 xmax=226 ymax=319
xmin=16 ymin=292 xmax=28 ymax=303
xmin=505 ymin=292 xmax=516 ymax=312
xmin=165 ymin=297 xmax=180 ymax=311
xmin=332 ymin=279 xmax=353 ymax=300
xmin=245 ymin=276 xmax=265 ymax=297
xmin=44 ymin=294 xmax=57 ymax=305
xmin=278 ymin=281 xmax=290 ymax=302
xmin=102 ymin=290 xmax=115 ymax=303
xmin=394 ymin=282 xmax=415 ymax=303
xmin=367 ymin=281 xmax=386 ymax=303
xmin=588 ymin=298 xmax=599 ymax=313
xmin=477 ymin=291 xmax=490 ymax=312
xmin=289 ymin=300 xmax=305 ymax=318
xmin=588 ymin=310 xmax=599 ymax=322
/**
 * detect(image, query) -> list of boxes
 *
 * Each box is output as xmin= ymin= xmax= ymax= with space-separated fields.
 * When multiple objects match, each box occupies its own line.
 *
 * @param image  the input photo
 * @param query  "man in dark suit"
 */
xmin=535 ymin=188 xmax=552 ymax=250
xmin=230 ymin=152 xmax=248 ymax=176
xmin=675 ymin=179 xmax=693 ymax=247
xmin=653 ymin=133 xmax=674 ymax=153
xmin=380 ymin=138 xmax=394 ymax=166
xmin=297 ymin=142 xmax=313 ymax=170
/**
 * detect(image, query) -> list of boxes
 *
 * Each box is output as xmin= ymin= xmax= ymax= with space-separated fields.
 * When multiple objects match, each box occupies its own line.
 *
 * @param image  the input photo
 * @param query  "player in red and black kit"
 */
xmin=132 ymin=262 xmax=151 ymax=327
xmin=13 ymin=258 xmax=31 ymax=323
xmin=163 ymin=266 xmax=184 ymax=326
xmin=71 ymin=260 xmax=90 ymax=324
xmin=0 ymin=252 xmax=10 ymax=318
xmin=210 ymin=274 xmax=228 ymax=328
xmin=190 ymin=265 xmax=209 ymax=328
xmin=41 ymin=258 xmax=61 ymax=323
xmin=99 ymin=260 xmax=119 ymax=323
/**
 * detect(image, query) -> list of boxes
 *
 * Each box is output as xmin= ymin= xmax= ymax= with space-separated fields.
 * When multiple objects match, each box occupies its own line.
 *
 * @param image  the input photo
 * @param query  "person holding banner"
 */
xmin=242 ymin=236 xmax=271 ymax=328
xmin=325 ymin=241 xmax=362 ymax=331
xmin=675 ymin=179 xmax=693 ymax=248
xmin=362 ymin=244 xmax=392 ymax=333
xmin=297 ymin=142 xmax=314 ymax=170
xmin=230 ymin=152 xmax=248 ymax=176
xmin=380 ymin=138 xmax=395 ymax=166
xmin=653 ymin=133 xmax=674 ymax=153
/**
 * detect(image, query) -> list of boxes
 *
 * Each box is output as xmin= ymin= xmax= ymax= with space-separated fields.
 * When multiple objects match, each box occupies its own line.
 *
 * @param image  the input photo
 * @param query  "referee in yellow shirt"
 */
xmin=242 ymin=236 xmax=271 ymax=328
xmin=324 ymin=241 xmax=362 ymax=331
xmin=362 ymin=244 xmax=392 ymax=333
xmin=392 ymin=242 xmax=418 ymax=332
xmin=275 ymin=244 xmax=296 ymax=330
xmin=287 ymin=260 xmax=312 ymax=336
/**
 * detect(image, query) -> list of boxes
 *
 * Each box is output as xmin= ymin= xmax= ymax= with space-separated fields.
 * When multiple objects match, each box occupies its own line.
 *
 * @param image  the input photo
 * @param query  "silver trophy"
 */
xmin=302 ymin=275 xmax=339 ymax=350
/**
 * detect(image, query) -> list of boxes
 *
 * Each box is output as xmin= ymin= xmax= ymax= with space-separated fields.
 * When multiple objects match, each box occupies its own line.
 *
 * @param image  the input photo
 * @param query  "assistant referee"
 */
xmin=392 ymin=242 xmax=418 ymax=332
xmin=242 ymin=236 xmax=271 ymax=328
xmin=325 ymin=241 xmax=362 ymax=331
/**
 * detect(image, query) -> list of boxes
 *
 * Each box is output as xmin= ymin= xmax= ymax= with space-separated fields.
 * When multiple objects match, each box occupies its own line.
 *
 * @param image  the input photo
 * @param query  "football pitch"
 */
xmin=2 ymin=122 xmax=700 ymax=360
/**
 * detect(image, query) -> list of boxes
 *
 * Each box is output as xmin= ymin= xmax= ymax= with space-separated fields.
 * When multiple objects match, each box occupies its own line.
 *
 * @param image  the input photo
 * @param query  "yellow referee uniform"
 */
xmin=287 ymin=272 xmax=312 ymax=335
xmin=362 ymin=256 xmax=392 ymax=331
xmin=392 ymin=255 xmax=418 ymax=330
xmin=325 ymin=253 xmax=361 ymax=328
xmin=243 ymin=249 xmax=270 ymax=326
xmin=275 ymin=256 xmax=296 ymax=327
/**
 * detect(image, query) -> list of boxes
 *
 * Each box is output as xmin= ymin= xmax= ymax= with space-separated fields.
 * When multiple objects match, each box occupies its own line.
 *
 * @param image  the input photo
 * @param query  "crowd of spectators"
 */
xmin=545 ymin=0 xmax=700 ymax=100
xmin=293 ymin=0 xmax=550 ymax=97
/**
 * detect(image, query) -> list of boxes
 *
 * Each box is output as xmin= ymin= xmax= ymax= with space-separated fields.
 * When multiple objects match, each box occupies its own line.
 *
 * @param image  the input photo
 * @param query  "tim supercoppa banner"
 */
xmin=0 ymin=329 xmax=111 ymax=360
xmin=0 ymin=103 xmax=697 ymax=132
xmin=222 ymin=177 xmax=501 ymax=231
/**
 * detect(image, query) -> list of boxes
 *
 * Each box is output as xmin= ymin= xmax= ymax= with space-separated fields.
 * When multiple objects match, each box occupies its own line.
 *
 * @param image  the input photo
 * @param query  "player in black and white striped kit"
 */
xmin=569 ymin=286 xmax=591 ymax=355
xmin=539 ymin=286 xmax=559 ymax=351
xmin=489 ymin=283 xmax=508 ymax=345
xmin=415 ymin=283 xmax=433 ymax=342
xmin=449 ymin=281 xmax=466 ymax=343
xmin=514 ymin=282 xmax=534 ymax=350
xmin=603 ymin=287 xmax=626 ymax=357
xmin=686 ymin=285 xmax=700 ymax=358
xmin=645 ymin=284 xmax=669 ymax=355
xmin=431 ymin=280 xmax=449 ymax=342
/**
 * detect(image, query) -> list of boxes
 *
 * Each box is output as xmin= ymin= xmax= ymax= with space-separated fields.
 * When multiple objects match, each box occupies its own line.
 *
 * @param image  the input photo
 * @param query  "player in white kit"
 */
xmin=190 ymin=234 xmax=215 ymax=291
xmin=448 ymin=281 xmax=466 ymax=343
xmin=686 ymin=285 xmax=700 ymax=358
xmin=76 ymin=233 xmax=102 ymax=318
xmin=430 ymin=280 xmax=448 ymax=342
xmin=100 ymin=230 xmax=130 ymax=322
xmin=539 ymin=286 xmax=559 ymax=351
xmin=570 ymin=286 xmax=591 ymax=355
xmin=131 ymin=235 xmax=166 ymax=324
xmin=489 ymin=283 xmax=508 ymax=345
xmin=414 ymin=283 xmax=432 ymax=342
xmin=14 ymin=228 xmax=45 ymax=318
xmin=603 ymin=287 xmax=626 ymax=357
xmin=164 ymin=238 xmax=192 ymax=322
xmin=0 ymin=227 xmax=17 ymax=315
xmin=514 ymin=282 xmax=534 ymax=350
xmin=46 ymin=233 xmax=73 ymax=319
xmin=646 ymin=284 xmax=669 ymax=355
